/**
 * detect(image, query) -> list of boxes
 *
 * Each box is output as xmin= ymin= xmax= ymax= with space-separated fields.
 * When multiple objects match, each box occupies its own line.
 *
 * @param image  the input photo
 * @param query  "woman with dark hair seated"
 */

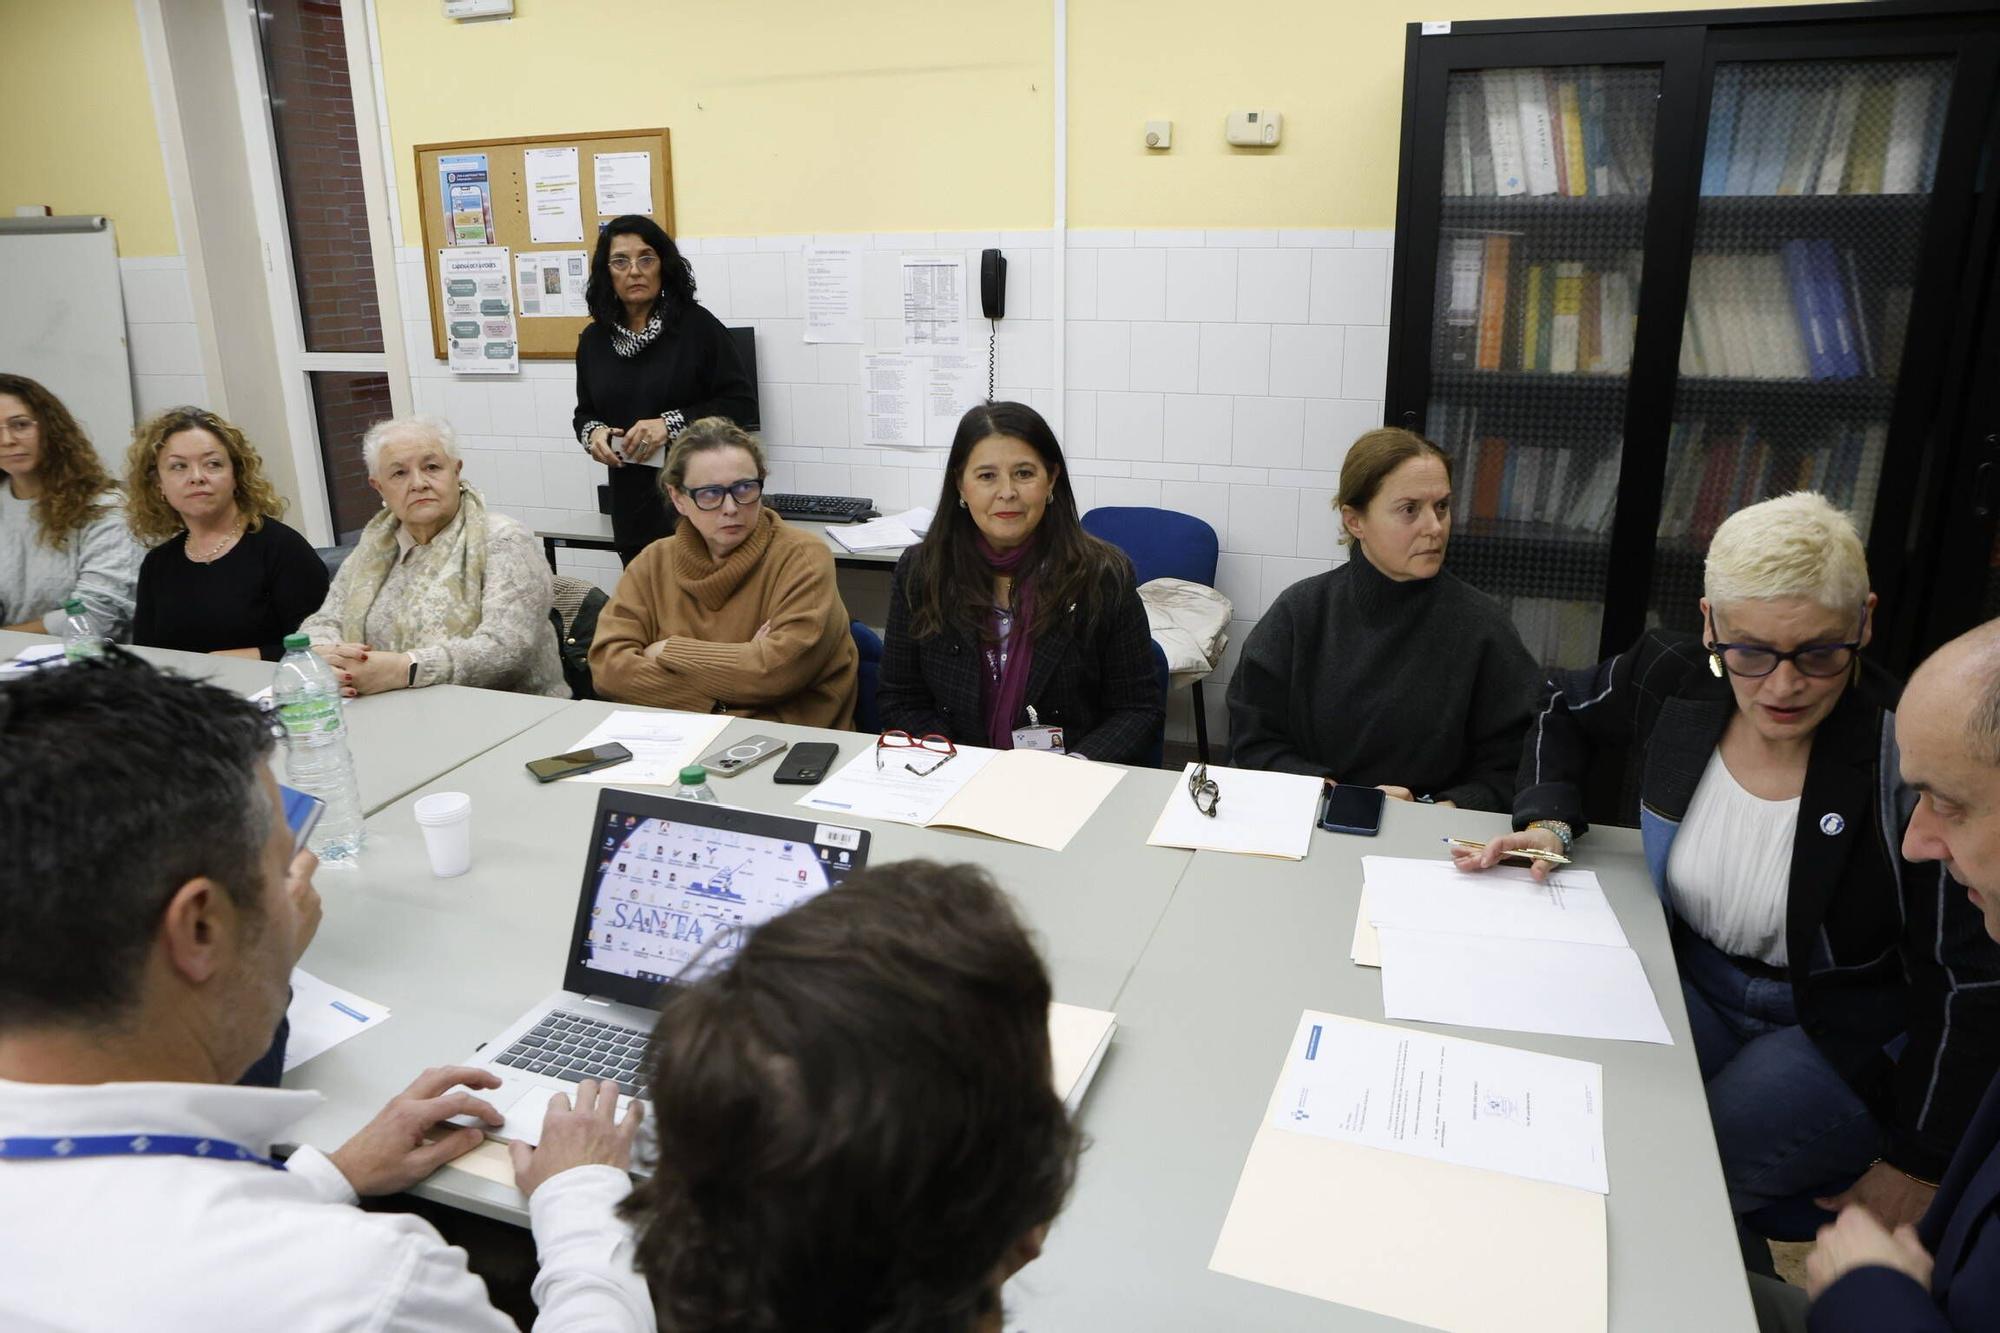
xmin=571 ymin=214 xmax=757 ymax=563
xmin=878 ymin=400 xmax=1163 ymax=764
xmin=624 ymin=859 xmax=1077 ymax=1333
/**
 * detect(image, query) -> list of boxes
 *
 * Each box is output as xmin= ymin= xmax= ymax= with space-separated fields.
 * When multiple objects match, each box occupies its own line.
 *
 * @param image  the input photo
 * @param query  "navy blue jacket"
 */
xmin=1812 ymin=1067 xmax=2000 ymax=1330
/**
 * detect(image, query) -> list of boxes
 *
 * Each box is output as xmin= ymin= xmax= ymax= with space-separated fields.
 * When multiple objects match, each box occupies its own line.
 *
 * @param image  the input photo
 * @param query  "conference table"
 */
xmin=0 ymin=636 xmax=1756 ymax=1330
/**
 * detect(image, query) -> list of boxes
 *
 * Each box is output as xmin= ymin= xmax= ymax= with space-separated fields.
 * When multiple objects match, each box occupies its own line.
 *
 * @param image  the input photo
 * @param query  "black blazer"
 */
xmin=877 ymin=549 xmax=1164 ymax=765
xmin=1517 ymin=630 xmax=2000 ymax=1179
xmin=1814 ymin=1067 xmax=2000 ymax=1329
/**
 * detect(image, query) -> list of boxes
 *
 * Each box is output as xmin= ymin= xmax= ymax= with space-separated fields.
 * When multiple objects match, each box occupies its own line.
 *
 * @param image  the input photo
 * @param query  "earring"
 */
xmin=1708 ymin=651 xmax=1724 ymax=678
xmin=958 ymin=498 xmax=968 ymax=508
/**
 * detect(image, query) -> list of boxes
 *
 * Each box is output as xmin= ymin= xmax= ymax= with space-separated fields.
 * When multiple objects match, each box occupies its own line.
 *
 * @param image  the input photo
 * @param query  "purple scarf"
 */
xmin=977 ymin=532 xmax=1037 ymax=749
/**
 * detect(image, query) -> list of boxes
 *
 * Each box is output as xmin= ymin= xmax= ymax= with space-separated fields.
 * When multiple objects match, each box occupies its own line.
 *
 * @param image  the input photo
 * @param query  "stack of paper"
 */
xmin=556 ymin=709 xmax=732 ymax=788
xmin=1145 ymin=764 xmax=1323 ymax=860
xmin=0 ymin=643 xmax=63 ymax=675
xmin=283 ymin=968 xmax=391 ymax=1071
xmin=797 ymin=743 xmax=1124 ymax=852
xmin=1355 ymin=856 xmax=1671 ymax=1045
xmin=826 ymin=506 xmax=935 ymax=552
xmin=1210 ymin=1010 xmax=1608 ymax=1332
xmin=1050 ymin=1001 xmax=1117 ymax=1111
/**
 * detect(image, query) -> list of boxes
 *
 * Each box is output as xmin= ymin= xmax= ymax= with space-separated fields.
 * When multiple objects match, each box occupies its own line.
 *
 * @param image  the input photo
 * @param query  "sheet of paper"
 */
xmin=514 ymin=249 xmax=590 ymax=319
xmin=1378 ymin=930 xmax=1674 ymax=1045
xmin=283 ymin=968 xmax=391 ymax=1071
xmin=828 ymin=517 xmax=920 ymax=552
xmin=592 ymin=150 xmax=652 ymax=216
xmin=924 ymin=351 xmax=985 ymax=448
xmin=929 ymin=749 xmax=1126 ymax=853
xmin=438 ymin=152 xmax=494 ymax=245
xmin=524 ymin=146 xmax=584 ymax=244
xmin=901 ymin=253 xmax=966 ymax=348
xmin=1271 ymin=1010 xmax=1608 ymax=1192
xmin=0 ymin=642 xmax=64 ymax=674
xmin=862 ymin=350 xmax=924 ymax=449
xmin=797 ymin=739 xmax=999 ymax=826
xmin=1212 ymin=1015 xmax=1607 ymax=1333
xmin=1145 ymin=763 xmax=1322 ymax=860
xmin=1049 ymin=1001 xmax=1116 ymax=1111
xmin=804 ymin=245 xmax=863 ymax=344
xmin=894 ymin=506 xmax=934 ymax=536
xmin=438 ymin=246 xmax=517 ymax=374
xmin=1351 ymin=885 xmax=1381 ymax=966
xmin=1363 ymin=855 xmax=1629 ymax=948
xmin=557 ymin=709 xmax=733 ymax=788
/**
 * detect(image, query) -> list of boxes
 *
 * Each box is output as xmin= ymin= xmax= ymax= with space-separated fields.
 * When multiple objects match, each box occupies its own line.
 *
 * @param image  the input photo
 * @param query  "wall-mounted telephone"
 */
xmin=981 ymin=248 xmax=1007 ymax=321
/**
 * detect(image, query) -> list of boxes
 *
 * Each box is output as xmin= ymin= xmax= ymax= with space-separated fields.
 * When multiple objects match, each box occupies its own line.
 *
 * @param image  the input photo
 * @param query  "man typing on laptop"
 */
xmin=0 ymin=654 xmax=650 ymax=1332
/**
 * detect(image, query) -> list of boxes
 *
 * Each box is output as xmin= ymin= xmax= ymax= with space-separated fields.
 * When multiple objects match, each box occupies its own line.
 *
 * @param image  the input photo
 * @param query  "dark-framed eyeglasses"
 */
xmin=1705 ymin=606 xmax=1868 ymax=679
xmin=877 ymin=729 xmax=956 ymax=776
xmin=607 ymin=254 xmax=660 ymax=273
xmin=1188 ymin=762 xmax=1220 ymax=818
xmin=683 ymin=478 xmax=764 ymax=511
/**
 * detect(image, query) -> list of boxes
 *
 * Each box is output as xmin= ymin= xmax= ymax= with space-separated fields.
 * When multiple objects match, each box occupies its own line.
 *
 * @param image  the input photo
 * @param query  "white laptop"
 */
xmin=456 ymin=786 xmax=871 ymax=1145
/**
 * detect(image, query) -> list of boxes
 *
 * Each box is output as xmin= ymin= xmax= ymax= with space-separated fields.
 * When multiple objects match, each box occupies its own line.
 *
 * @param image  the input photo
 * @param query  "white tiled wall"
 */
xmin=120 ymin=257 xmax=210 ymax=422
xmin=394 ymin=225 xmax=1395 ymax=745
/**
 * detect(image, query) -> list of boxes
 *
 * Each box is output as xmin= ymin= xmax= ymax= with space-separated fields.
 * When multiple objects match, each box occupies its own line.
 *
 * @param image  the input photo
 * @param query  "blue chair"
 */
xmin=1081 ymin=506 xmax=1222 ymax=764
xmin=851 ymin=621 xmax=883 ymax=734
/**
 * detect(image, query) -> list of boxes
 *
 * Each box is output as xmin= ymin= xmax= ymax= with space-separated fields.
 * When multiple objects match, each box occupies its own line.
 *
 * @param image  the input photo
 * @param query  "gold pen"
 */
xmin=1444 ymin=836 xmax=1572 ymax=866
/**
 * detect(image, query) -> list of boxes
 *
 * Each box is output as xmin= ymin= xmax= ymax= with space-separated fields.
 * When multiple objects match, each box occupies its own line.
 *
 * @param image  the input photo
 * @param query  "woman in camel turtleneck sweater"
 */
xmin=588 ymin=417 xmax=857 ymax=727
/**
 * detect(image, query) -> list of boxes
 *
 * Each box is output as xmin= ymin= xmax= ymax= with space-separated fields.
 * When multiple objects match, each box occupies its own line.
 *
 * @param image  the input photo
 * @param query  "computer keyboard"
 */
xmin=497 ymin=1010 xmax=652 ymax=1098
xmin=767 ymin=493 xmax=878 ymax=523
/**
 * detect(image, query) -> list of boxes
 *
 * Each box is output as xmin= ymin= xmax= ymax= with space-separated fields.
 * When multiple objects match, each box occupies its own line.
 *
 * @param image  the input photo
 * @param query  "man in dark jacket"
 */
xmin=1757 ymin=620 xmax=2000 ymax=1331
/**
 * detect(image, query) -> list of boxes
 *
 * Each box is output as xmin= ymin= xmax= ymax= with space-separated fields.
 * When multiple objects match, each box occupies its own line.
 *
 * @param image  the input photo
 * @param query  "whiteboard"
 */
xmin=0 ymin=217 xmax=136 ymax=465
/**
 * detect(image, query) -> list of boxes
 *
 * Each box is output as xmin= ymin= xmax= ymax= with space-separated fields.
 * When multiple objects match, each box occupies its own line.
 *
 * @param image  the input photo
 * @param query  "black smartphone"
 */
xmin=1318 ymin=782 xmax=1387 ymax=837
xmin=772 ymin=741 xmax=840 ymax=785
xmin=526 ymin=742 xmax=634 ymax=784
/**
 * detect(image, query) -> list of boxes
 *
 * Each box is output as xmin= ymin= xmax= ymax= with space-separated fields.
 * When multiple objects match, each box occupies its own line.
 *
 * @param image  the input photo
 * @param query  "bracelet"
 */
xmin=661 ymin=408 xmax=688 ymax=438
xmin=578 ymin=420 xmax=608 ymax=453
xmin=1871 ymin=1157 xmax=1941 ymax=1189
xmin=1528 ymin=819 xmax=1575 ymax=854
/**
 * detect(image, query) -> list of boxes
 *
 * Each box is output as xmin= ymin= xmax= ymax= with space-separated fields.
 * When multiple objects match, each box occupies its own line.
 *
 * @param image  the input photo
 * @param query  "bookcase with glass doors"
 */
xmin=1386 ymin=1 xmax=2000 ymax=676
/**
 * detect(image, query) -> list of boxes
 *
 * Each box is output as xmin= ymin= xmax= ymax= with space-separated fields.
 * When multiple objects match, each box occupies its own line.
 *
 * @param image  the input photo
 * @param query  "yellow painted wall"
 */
xmin=0 ymin=0 xmax=179 ymax=255
xmin=378 ymin=0 xmax=1852 ymax=239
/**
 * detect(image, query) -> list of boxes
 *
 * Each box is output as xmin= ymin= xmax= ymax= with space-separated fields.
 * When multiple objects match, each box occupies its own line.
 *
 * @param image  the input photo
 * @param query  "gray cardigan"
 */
xmin=0 ymin=484 xmax=142 ymax=640
xmin=1225 ymin=549 xmax=1539 ymax=812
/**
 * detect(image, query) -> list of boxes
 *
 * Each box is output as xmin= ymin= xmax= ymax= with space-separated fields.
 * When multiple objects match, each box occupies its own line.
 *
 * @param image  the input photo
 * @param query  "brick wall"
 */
xmin=311 ymin=370 xmax=392 ymax=537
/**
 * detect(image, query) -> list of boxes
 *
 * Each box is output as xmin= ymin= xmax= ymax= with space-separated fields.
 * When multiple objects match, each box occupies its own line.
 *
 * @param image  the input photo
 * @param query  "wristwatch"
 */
xmin=406 ymin=658 xmax=419 ymax=689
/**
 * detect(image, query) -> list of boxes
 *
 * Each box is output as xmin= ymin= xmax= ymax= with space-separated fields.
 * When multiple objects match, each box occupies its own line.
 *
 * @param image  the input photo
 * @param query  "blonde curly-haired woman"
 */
xmin=125 ymin=405 xmax=328 ymax=660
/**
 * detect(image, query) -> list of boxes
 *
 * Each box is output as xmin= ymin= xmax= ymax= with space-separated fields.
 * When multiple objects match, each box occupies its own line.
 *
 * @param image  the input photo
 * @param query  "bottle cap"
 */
xmin=282 ymin=633 xmax=310 ymax=650
xmin=62 ymin=598 xmax=83 ymax=614
xmin=678 ymin=765 xmax=708 ymax=785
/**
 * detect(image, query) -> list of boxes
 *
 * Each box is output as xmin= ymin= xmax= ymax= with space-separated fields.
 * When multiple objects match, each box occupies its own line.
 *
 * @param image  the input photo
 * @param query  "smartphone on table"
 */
xmin=773 ymin=742 xmax=840 ymax=785
xmin=525 ymin=742 xmax=634 ymax=784
xmin=696 ymin=734 xmax=788 ymax=777
xmin=1318 ymin=782 xmax=1387 ymax=837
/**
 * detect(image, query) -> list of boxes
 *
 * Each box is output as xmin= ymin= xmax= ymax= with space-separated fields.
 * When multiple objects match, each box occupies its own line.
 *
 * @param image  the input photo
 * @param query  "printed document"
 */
xmin=901 ymin=253 xmax=966 ymax=348
xmin=862 ymin=350 xmax=923 ymax=449
xmin=1146 ymin=763 xmax=1322 ymax=859
xmin=923 ymin=351 xmax=984 ymax=448
xmin=523 ymin=146 xmax=584 ymax=244
xmin=591 ymin=150 xmax=651 ymax=216
xmin=557 ymin=709 xmax=733 ymax=788
xmin=1378 ymin=929 xmax=1673 ymax=1044
xmin=1362 ymin=855 xmax=1630 ymax=947
xmin=438 ymin=246 xmax=518 ymax=374
xmin=804 ymin=246 xmax=863 ymax=344
xmin=283 ymin=968 xmax=390 ymax=1072
xmin=1211 ymin=1010 xmax=1608 ymax=1333
xmin=828 ymin=507 xmax=931 ymax=552
xmin=514 ymin=249 xmax=589 ymax=319
xmin=798 ymin=744 xmax=1124 ymax=852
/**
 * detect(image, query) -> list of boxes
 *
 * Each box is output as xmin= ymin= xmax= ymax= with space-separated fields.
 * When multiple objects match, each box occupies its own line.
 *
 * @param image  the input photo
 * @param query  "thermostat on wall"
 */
xmin=444 ymin=0 xmax=513 ymax=18
xmin=1225 ymin=110 xmax=1283 ymax=147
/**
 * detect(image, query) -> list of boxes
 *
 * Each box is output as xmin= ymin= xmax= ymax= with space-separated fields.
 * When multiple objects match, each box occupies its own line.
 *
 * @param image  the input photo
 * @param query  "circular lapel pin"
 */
xmin=1820 ymin=813 xmax=1846 ymax=836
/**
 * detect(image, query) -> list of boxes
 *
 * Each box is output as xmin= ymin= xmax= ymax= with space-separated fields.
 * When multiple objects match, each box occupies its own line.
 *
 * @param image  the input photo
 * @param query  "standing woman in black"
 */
xmin=572 ymin=215 xmax=756 ymax=563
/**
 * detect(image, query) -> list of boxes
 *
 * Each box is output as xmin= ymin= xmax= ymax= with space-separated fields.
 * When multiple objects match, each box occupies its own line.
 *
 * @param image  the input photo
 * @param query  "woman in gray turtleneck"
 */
xmin=1225 ymin=427 xmax=1538 ymax=813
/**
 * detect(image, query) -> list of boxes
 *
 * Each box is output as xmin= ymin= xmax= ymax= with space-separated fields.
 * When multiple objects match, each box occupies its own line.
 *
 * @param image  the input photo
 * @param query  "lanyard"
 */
xmin=0 ymin=1133 xmax=285 ymax=1171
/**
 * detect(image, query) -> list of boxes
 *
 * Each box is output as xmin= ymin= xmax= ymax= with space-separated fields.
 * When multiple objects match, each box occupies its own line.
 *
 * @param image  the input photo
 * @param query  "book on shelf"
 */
xmin=1445 ymin=66 xmax=1653 ymax=200
xmin=1432 ymin=405 xmax=1622 ymax=536
xmin=1439 ymin=239 xmax=1639 ymax=375
xmin=1699 ymin=66 xmax=1943 ymax=197
xmin=1680 ymin=242 xmax=1902 ymax=381
xmin=1442 ymin=236 xmax=1484 ymax=366
xmin=1655 ymin=417 xmax=1889 ymax=543
xmin=1475 ymin=235 xmax=1512 ymax=370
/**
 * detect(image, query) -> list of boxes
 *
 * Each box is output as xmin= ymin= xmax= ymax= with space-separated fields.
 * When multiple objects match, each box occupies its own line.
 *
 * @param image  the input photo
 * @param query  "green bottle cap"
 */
xmin=678 ymin=765 xmax=708 ymax=786
xmin=62 ymin=598 xmax=84 ymax=614
xmin=283 ymin=633 xmax=310 ymax=650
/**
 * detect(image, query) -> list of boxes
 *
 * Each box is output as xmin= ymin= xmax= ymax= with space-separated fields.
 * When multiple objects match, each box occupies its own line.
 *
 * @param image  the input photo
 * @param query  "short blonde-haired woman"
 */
xmin=1227 ymin=426 xmax=1538 ymax=809
xmin=297 ymin=414 xmax=566 ymax=697
xmin=125 ymin=405 xmax=329 ymax=660
xmin=0 ymin=373 xmax=141 ymax=638
xmin=589 ymin=417 xmax=857 ymax=725
xmin=1458 ymin=491 xmax=2000 ymax=1264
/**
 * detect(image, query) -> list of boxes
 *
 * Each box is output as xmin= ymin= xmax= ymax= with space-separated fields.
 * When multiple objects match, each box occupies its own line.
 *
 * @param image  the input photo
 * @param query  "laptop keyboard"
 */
xmin=495 ymin=1010 xmax=652 ymax=1098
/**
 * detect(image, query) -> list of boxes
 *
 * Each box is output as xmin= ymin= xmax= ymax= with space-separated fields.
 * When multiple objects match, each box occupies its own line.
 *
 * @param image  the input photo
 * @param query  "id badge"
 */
xmin=1012 ymin=724 xmax=1065 ymax=754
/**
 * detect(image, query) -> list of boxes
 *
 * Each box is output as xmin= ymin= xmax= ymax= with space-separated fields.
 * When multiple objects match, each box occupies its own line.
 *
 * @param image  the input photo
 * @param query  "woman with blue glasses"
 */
xmin=1457 ymin=491 xmax=2000 ymax=1278
xmin=590 ymin=417 xmax=857 ymax=726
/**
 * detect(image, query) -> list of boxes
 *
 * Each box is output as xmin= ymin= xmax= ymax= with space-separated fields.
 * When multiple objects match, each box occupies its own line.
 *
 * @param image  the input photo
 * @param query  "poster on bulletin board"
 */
xmin=437 ymin=245 xmax=518 ymax=374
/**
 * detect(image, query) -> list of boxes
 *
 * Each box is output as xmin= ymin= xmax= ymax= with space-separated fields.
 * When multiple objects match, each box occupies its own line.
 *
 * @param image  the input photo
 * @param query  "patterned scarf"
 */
xmin=978 ymin=532 xmax=1038 ymax=749
xmin=608 ymin=304 xmax=665 ymax=358
xmin=338 ymin=484 xmax=491 ymax=647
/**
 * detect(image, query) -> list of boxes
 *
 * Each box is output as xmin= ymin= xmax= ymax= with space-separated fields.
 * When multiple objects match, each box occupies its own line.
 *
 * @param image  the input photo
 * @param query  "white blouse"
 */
xmin=1665 ymin=749 xmax=1799 ymax=967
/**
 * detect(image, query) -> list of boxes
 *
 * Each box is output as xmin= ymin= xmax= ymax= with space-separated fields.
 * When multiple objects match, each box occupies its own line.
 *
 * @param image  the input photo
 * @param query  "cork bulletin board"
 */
xmin=413 ymin=128 xmax=673 ymax=361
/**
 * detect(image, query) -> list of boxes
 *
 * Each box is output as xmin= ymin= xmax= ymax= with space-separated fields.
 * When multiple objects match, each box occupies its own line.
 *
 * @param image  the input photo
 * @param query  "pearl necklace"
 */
xmin=187 ymin=522 xmax=244 ymax=563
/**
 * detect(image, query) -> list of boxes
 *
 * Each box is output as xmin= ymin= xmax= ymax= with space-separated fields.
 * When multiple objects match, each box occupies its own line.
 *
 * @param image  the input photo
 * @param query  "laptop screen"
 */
xmin=567 ymin=790 xmax=870 ymax=1003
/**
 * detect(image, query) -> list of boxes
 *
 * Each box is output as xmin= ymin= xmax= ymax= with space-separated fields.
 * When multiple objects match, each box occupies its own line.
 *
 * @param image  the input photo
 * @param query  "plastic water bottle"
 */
xmin=272 ymin=633 xmax=365 ymax=861
xmin=675 ymin=765 xmax=720 ymax=803
xmin=59 ymin=598 xmax=105 ymax=661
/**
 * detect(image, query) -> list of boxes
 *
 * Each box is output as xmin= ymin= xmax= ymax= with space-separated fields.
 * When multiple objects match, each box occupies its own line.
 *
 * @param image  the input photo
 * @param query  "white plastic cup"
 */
xmin=413 ymin=791 xmax=473 ymax=878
